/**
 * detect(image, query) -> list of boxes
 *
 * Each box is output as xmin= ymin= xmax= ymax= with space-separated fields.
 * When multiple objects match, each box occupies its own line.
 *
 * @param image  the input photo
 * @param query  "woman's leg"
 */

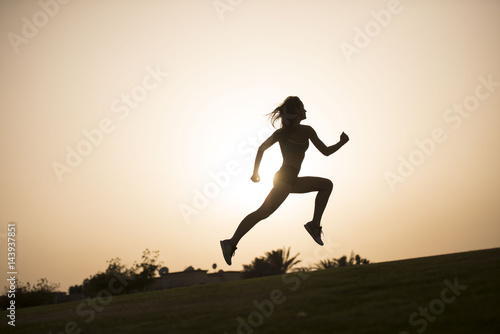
xmin=229 ymin=183 xmax=292 ymax=247
xmin=291 ymin=177 xmax=333 ymax=227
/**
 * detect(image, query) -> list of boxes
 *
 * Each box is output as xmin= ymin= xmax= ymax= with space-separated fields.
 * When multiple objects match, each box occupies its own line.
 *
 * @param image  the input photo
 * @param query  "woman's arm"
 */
xmin=306 ymin=126 xmax=349 ymax=156
xmin=251 ymin=131 xmax=279 ymax=182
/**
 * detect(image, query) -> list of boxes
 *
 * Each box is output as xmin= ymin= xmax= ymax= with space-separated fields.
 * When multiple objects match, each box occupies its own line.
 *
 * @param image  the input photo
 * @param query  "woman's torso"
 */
xmin=277 ymin=125 xmax=309 ymax=171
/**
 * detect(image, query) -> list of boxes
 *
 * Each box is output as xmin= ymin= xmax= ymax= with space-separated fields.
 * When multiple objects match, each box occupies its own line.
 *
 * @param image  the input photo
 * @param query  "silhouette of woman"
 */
xmin=220 ymin=96 xmax=349 ymax=265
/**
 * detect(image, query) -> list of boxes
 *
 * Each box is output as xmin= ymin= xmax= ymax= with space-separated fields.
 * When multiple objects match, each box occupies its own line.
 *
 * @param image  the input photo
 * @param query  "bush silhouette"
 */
xmin=1 ymin=278 xmax=60 ymax=308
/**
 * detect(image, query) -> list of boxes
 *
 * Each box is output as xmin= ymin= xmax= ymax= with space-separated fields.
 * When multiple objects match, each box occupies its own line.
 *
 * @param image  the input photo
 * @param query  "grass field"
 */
xmin=2 ymin=247 xmax=500 ymax=334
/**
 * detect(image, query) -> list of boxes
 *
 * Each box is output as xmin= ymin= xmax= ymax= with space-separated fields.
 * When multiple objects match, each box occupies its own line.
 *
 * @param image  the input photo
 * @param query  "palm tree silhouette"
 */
xmin=314 ymin=252 xmax=370 ymax=270
xmin=315 ymin=258 xmax=337 ymax=270
xmin=243 ymin=247 xmax=301 ymax=278
xmin=265 ymin=247 xmax=301 ymax=274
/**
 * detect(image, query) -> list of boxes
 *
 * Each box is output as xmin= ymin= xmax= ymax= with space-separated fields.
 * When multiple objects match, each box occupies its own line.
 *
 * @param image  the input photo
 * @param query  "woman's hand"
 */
xmin=340 ymin=132 xmax=349 ymax=143
xmin=251 ymin=173 xmax=261 ymax=183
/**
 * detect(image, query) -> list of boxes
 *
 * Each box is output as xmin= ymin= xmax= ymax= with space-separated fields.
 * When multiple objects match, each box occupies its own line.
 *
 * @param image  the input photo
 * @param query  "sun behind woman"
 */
xmin=221 ymin=96 xmax=349 ymax=265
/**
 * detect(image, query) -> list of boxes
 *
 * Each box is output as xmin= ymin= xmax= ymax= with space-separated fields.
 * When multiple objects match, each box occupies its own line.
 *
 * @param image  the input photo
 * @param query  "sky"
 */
xmin=1 ymin=0 xmax=499 ymax=292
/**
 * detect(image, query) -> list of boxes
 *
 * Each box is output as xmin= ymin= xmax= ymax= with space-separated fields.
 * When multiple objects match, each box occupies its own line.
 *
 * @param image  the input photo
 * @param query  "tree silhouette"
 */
xmin=130 ymin=249 xmax=162 ymax=292
xmin=243 ymin=247 xmax=301 ymax=278
xmin=315 ymin=251 xmax=370 ymax=270
xmin=82 ymin=257 xmax=135 ymax=297
xmin=355 ymin=253 xmax=369 ymax=265
xmin=82 ymin=249 xmax=162 ymax=297
xmin=69 ymin=284 xmax=83 ymax=294
xmin=315 ymin=258 xmax=337 ymax=270
xmin=336 ymin=255 xmax=348 ymax=267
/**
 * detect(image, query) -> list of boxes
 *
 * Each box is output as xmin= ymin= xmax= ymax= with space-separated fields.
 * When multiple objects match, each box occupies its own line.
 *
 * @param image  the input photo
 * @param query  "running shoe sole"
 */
xmin=304 ymin=223 xmax=324 ymax=246
xmin=220 ymin=240 xmax=235 ymax=265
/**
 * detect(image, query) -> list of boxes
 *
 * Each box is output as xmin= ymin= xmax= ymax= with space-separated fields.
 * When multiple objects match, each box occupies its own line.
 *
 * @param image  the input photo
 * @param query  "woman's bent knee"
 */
xmin=324 ymin=179 xmax=333 ymax=192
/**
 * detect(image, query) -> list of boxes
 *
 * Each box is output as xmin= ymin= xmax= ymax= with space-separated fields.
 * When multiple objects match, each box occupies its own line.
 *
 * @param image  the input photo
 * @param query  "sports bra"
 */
xmin=280 ymin=135 xmax=309 ymax=154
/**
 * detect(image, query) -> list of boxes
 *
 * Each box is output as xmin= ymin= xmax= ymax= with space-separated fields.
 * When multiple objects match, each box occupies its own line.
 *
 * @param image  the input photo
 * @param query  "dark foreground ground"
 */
xmin=2 ymin=247 xmax=499 ymax=334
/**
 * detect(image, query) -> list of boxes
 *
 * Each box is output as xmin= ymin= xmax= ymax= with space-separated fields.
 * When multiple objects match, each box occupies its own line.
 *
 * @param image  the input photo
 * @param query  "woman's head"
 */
xmin=268 ymin=96 xmax=306 ymax=128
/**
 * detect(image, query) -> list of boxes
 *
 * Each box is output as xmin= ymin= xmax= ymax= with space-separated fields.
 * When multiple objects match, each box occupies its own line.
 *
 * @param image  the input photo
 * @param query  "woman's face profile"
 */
xmin=297 ymin=105 xmax=307 ymax=121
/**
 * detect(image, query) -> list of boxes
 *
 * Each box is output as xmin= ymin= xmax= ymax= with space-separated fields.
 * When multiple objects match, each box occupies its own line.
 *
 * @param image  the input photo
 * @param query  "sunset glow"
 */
xmin=1 ymin=0 xmax=499 ymax=293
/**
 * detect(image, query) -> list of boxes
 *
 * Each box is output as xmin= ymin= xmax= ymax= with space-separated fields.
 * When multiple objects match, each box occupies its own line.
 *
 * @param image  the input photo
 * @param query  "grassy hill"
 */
xmin=2 ymin=247 xmax=499 ymax=334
